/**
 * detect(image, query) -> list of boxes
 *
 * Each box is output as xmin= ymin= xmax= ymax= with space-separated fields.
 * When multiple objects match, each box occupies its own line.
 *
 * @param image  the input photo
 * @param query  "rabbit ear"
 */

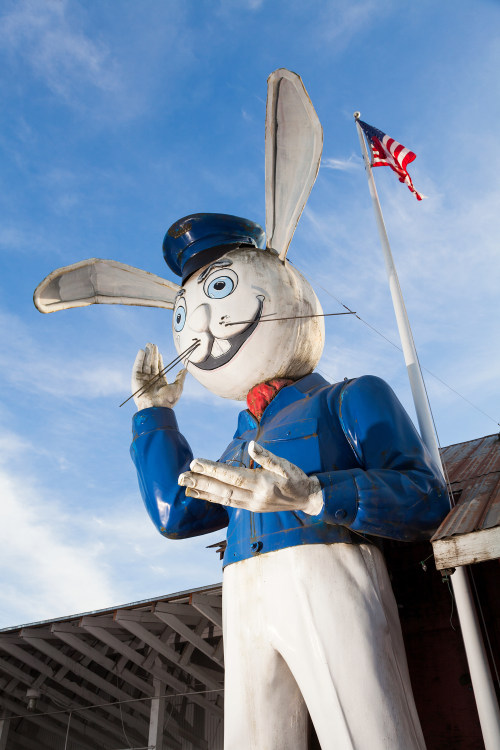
xmin=265 ymin=69 xmax=323 ymax=261
xmin=34 ymin=258 xmax=180 ymax=314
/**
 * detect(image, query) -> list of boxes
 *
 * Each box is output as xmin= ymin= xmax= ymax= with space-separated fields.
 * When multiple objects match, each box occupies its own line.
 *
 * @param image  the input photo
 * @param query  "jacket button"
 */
xmin=335 ymin=509 xmax=347 ymax=521
xmin=250 ymin=541 xmax=263 ymax=553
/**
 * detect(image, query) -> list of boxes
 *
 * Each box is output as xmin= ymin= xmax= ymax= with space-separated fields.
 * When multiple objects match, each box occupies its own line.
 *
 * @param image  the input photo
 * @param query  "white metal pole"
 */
xmin=354 ymin=112 xmax=500 ymax=750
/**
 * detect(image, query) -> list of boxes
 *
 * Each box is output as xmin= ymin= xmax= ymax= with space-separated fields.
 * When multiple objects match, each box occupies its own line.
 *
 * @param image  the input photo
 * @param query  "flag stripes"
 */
xmin=358 ymin=120 xmax=423 ymax=201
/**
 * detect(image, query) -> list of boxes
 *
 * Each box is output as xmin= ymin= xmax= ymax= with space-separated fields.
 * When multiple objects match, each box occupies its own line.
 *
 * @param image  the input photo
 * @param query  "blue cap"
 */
xmin=163 ymin=213 xmax=266 ymax=282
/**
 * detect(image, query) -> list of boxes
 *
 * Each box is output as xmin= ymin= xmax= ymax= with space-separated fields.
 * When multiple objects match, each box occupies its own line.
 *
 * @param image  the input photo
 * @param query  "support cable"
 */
xmin=294 ymin=261 xmax=499 ymax=428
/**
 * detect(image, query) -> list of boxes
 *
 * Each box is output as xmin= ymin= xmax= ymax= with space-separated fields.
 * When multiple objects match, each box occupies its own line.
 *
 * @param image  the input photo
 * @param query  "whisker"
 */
xmin=223 ymin=311 xmax=356 ymax=326
xmin=119 ymin=340 xmax=200 ymax=408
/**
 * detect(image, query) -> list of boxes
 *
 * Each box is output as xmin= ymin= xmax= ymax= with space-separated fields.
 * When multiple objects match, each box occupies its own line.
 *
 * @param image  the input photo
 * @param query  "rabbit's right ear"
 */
xmin=265 ymin=69 xmax=323 ymax=261
xmin=34 ymin=258 xmax=180 ymax=313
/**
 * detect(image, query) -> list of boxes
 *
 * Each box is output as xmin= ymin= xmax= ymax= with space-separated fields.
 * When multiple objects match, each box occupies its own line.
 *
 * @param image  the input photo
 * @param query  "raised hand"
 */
xmin=132 ymin=342 xmax=187 ymax=410
xmin=178 ymin=441 xmax=324 ymax=515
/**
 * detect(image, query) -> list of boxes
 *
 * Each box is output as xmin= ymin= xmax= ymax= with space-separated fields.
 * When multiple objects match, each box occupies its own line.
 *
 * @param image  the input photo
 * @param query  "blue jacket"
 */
xmin=131 ymin=374 xmax=448 ymax=567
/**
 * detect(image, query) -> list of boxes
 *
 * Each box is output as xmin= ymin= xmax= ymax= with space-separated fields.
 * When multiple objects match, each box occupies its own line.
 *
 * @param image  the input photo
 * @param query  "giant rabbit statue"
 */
xmin=35 ymin=69 xmax=448 ymax=750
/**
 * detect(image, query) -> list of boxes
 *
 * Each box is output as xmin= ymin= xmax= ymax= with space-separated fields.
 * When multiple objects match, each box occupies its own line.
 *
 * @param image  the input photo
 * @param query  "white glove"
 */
xmin=178 ymin=441 xmax=324 ymax=515
xmin=132 ymin=342 xmax=187 ymax=410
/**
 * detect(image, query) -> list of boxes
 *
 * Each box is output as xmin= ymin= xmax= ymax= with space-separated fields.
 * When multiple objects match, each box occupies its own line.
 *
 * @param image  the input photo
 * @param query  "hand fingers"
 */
xmin=132 ymin=349 xmax=149 ymax=389
xmin=184 ymin=485 xmax=253 ymax=509
xmin=174 ymin=368 xmax=188 ymax=387
xmin=187 ymin=459 xmax=258 ymax=490
xmin=143 ymin=342 xmax=155 ymax=374
xmin=133 ymin=348 xmax=145 ymax=375
xmin=179 ymin=472 xmax=250 ymax=502
xmin=248 ymin=441 xmax=290 ymax=479
xmin=151 ymin=344 xmax=159 ymax=375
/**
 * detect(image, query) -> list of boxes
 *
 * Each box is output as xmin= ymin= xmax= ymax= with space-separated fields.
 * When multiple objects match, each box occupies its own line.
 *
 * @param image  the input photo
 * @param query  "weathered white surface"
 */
xmin=148 ymin=678 xmax=166 ymax=750
xmin=170 ymin=246 xmax=325 ymax=400
xmin=34 ymin=258 xmax=180 ymax=313
xmin=132 ymin=343 xmax=187 ymax=410
xmin=433 ymin=526 xmax=500 ymax=569
xmin=223 ymin=544 xmax=426 ymax=750
xmin=265 ymin=69 xmax=323 ymax=260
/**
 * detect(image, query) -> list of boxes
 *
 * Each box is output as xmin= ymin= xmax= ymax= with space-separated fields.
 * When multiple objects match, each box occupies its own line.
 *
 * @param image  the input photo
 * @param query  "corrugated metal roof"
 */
xmin=432 ymin=433 xmax=500 ymax=541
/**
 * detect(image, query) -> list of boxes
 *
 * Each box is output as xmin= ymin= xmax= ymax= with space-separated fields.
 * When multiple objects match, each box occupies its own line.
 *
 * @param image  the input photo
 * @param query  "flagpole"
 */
xmin=354 ymin=112 xmax=500 ymax=750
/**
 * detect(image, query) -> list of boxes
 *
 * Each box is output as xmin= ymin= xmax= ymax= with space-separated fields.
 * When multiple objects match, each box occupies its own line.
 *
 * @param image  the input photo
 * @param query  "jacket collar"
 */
xmin=234 ymin=372 xmax=329 ymax=436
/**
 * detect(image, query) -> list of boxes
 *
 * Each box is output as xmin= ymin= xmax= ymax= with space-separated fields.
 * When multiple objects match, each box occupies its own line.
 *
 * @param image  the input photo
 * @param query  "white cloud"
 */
xmin=0 ymin=0 xmax=121 ymax=105
xmin=316 ymin=0 xmax=392 ymax=48
xmin=0 ymin=310 xmax=130 ymax=400
xmin=0 ymin=449 xmax=116 ymax=624
xmin=0 ymin=427 xmax=224 ymax=628
xmin=322 ymin=156 xmax=361 ymax=172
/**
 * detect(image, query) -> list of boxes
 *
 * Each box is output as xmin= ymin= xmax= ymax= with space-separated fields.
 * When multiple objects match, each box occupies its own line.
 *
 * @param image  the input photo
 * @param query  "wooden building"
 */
xmin=1 ymin=434 xmax=499 ymax=749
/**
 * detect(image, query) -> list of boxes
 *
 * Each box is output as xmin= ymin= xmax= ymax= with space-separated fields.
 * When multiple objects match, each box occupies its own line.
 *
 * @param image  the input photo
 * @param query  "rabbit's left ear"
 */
xmin=265 ymin=69 xmax=323 ymax=261
xmin=34 ymin=258 xmax=180 ymax=313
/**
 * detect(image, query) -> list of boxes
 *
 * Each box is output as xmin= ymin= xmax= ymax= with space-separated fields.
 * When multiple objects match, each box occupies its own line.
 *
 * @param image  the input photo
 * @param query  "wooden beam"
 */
xmin=148 ymin=677 xmax=166 ymax=750
xmin=190 ymin=593 xmax=222 ymax=609
xmin=166 ymin=700 xmax=209 ymax=750
xmin=114 ymin=612 xmax=222 ymax=690
xmin=180 ymin=620 xmax=211 ymax=667
xmin=19 ymin=634 xmax=150 ymax=722
xmin=0 ymin=694 xmax=101 ymax=750
xmin=190 ymin=594 xmax=223 ymax=629
xmin=50 ymin=623 xmax=154 ymax=697
xmin=0 ymin=711 xmax=10 ymax=750
xmin=81 ymin=624 xmax=223 ymax=719
xmin=0 ymin=642 xmax=147 ymax=739
xmin=154 ymin=604 xmax=223 ymax=667
xmin=0 ymin=656 xmax=142 ymax=746
xmin=9 ymin=727 xmax=56 ymax=750
xmin=0 ymin=641 xmax=56 ymax=680
xmin=432 ymin=526 xmax=500 ymax=570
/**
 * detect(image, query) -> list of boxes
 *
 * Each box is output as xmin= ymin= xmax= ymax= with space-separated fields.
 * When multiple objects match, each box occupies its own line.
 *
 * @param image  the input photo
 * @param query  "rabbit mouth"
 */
xmin=193 ymin=296 xmax=264 ymax=371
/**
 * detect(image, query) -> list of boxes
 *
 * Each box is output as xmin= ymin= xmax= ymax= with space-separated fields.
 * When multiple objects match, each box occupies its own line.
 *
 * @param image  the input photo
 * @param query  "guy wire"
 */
xmin=119 ymin=340 xmax=200 ymax=408
xmin=133 ymin=340 xmax=199 ymax=399
xmin=224 ymin=311 xmax=355 ymax=326
xmin=1 ymin=688 xmax=224 ymax=722
xmin=293 ymin=261 xmax=499 ymax=428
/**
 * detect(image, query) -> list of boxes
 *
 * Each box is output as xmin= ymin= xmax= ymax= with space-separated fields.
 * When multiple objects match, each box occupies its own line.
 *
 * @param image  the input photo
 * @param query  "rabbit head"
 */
xmin=171 ymin=243 xmax=324 ymax=400
xmin=34 ymin=69 xmax=325 ymax=401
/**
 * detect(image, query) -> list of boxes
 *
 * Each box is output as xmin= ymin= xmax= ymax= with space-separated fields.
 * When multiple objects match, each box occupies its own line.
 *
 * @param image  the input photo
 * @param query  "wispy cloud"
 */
xmin=0 ymin=310 xmax=130 ymax=400
xmin=316 ymin=0 xmax=392 ymax=48
xmin=0 ymin=0 xmax=121 ymax=106
xmin=0 ymin=429 xmax=223 ymax=627
xmin=322 ymin=155 xmax=362 ymax=172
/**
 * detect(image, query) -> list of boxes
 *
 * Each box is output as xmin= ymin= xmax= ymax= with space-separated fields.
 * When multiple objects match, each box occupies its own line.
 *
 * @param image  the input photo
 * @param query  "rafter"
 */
xmin=0 ymin=655 xmax=144 ymax=745
xmin=81 ymin=624 xmax=223 ymax=718
xmin=154 ymin=603 xmax=223 ymax=667
xmin=115 ymin=611 xmax=223 ymax=690
xmin=50 ymin=622 xmax=154 ymax=697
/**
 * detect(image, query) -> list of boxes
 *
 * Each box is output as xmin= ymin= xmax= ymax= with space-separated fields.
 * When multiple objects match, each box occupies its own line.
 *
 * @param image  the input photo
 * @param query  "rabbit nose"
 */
xmin=189 ymin=303 xmax=211 ymax=332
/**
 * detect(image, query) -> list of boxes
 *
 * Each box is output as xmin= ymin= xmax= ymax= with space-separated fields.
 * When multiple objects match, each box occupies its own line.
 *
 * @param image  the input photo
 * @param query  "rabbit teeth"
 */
xmin=211 ymin=338 xmax=231 ymax=358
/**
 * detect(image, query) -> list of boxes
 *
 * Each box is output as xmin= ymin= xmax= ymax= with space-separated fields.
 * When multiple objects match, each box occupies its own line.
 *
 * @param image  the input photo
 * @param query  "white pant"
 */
xmin=222 ymin=543 xmax=426 ymax=750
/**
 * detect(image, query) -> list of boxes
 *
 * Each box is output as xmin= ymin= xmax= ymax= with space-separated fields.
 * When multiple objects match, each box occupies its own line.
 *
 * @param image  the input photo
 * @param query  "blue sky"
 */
xmin=1 ymin=0 xmax=499 ymax=627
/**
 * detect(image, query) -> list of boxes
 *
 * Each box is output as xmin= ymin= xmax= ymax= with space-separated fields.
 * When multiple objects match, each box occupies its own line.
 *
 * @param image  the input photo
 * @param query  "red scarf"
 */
xmin=246 ymin=378 xmax=294 ymax=421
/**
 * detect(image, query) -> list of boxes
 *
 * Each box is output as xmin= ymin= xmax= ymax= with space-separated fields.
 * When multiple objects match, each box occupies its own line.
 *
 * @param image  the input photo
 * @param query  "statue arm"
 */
xmin=130 ymin=406 xmax=229 ymax=539
xmin=314 ymin=376 xmax=449 ymax=541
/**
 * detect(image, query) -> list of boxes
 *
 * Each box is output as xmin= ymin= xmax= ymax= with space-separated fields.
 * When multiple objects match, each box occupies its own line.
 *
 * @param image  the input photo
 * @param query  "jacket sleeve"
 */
xmin=314 ymin=376 xmax=449 ymax=541
xmin=130 ymin=407 xmax=229 ymax=539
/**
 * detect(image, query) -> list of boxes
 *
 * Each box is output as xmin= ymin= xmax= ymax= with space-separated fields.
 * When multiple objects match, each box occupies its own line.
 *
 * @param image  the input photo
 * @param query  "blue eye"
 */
xmin=174 ymin=303 xmax=186 ymax=332
xmin=205 ymin=276 xmax=235 ymax=299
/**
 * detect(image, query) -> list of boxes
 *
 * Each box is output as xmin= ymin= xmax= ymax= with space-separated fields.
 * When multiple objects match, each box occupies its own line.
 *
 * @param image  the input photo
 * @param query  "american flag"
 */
xmin=358 ymin=119 xmax=424 ymax=201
